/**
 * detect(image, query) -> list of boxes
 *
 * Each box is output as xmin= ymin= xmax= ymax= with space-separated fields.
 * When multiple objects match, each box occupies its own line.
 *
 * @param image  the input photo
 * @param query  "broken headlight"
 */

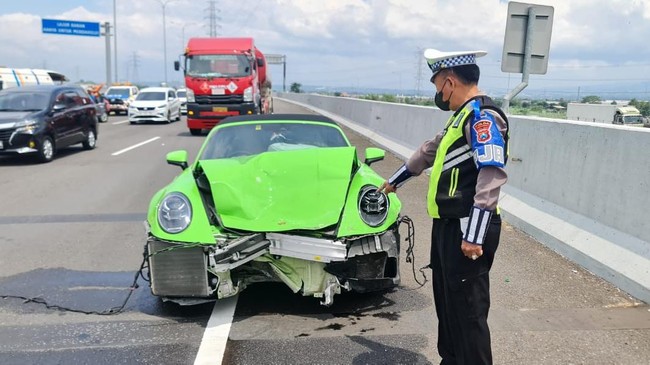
xmin=358 ymin=185 xmax=389 ymax=227
xmin=158 ymin=192 xmax=192 ymax=233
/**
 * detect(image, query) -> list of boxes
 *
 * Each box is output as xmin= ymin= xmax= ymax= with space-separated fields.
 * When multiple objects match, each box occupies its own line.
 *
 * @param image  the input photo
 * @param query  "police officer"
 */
xmin=378 ymin=49 xmax=509 ymax=365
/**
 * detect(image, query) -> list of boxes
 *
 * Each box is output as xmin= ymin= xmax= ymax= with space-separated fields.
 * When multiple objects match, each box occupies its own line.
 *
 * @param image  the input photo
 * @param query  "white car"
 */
xmin=176 ymin=88 xmax=187 ymax=115
xmin=128 ymin=87 xmax=181 ymax=124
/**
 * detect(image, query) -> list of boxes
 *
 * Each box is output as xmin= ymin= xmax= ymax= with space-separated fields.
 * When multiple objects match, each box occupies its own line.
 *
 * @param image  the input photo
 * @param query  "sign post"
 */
xmin=266 ymin=54 xmax=287 ymax=92
xmin=41 ymin=18 xmax=111 ymax=85
xmin=501 ymin=2 xmax=554 ymax=113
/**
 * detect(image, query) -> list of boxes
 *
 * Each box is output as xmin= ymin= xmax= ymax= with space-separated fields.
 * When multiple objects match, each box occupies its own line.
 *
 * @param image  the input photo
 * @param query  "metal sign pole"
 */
xmin=102 ymin=22 xmax=112 ymax=86
xmin=503 ymin=6 xmax=536 ymax=114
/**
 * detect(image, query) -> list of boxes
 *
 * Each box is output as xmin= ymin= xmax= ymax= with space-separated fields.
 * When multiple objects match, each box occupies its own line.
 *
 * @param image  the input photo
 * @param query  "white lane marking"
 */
xmin=194 ymin=296 xmax=238 ymax=365
xmin=112 ymin=119 xmax=130 ymax=125
xmin=111 ymin=136 xmax=160 ymax=156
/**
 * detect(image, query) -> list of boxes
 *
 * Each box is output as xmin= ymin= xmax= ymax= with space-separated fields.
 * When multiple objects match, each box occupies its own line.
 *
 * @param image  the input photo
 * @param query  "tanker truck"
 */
xmin=174 ymin=37 xmax=272 ymax=135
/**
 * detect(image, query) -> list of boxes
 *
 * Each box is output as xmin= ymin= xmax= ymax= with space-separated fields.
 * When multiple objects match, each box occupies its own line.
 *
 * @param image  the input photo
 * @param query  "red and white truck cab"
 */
xmin=175 ymin=37 xmax=271 ymax=136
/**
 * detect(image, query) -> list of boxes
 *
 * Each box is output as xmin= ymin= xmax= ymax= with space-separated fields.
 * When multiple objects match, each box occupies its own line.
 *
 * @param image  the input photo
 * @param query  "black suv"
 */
xmin=0 ymin=85 xmax=98 ymax=162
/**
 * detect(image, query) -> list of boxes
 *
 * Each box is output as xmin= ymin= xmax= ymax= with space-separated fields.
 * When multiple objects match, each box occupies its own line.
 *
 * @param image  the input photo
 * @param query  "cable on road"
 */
xmin=0 ymin=245 xmax=151 ymax=315
xmin=400 ymin=215 xmax=428 ymax=289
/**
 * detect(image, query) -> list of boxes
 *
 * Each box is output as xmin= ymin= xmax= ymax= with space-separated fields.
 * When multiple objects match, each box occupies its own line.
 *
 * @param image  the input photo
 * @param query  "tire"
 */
xmin=37 ymin=135 xmax=55 ymax=163
xmin=99 ymin=113 xmax=108 ymax=123
xmin=190 ymin=128 xmax=202 ymax=136
xmin=82 ymin=128 xmax=97 ymax=150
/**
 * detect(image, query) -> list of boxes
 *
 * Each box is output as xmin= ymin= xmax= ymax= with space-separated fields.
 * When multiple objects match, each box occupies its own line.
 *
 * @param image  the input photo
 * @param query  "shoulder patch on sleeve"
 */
xmin=473 ymin=119 xmax=493 ymax=143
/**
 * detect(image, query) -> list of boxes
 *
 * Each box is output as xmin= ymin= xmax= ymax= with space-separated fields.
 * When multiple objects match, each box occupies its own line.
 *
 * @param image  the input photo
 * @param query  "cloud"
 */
xmin=2 ymin=0 xmax=650 ymax=94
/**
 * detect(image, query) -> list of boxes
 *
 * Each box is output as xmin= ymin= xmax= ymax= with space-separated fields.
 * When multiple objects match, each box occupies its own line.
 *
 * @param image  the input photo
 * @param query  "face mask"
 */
xmin=434 ymin=79 xmax=452 ymax=111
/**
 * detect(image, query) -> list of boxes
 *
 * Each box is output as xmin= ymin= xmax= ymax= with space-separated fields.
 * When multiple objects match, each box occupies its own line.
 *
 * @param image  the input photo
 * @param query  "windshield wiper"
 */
xmin=0 ymin=108 xmax=25 ymax=112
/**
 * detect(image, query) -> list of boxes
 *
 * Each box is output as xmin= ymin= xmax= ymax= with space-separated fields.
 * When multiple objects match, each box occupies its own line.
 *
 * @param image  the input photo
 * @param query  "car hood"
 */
xmin=130 ymin=100 xmax=168 ymax=108
xmin=0 ymin=111 xmax=36 ymax=125
xmin=197 ymin=146 xmax=357 ymax=232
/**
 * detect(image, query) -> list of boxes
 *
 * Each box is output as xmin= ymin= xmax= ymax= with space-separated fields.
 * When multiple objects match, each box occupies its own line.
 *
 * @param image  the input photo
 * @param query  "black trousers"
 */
xmin=430 ymin=215 xmax=501 ymax=365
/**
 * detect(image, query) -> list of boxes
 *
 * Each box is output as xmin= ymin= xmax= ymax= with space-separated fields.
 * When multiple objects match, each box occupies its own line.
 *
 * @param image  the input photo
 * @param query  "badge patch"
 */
xmin=473 ymin=120 xmax=492 ymax=143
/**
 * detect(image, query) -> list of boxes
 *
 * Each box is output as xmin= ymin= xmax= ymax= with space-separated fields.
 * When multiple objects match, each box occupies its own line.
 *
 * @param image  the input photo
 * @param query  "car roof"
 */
xmin=219 ymin=114 xmax=338 ymax=126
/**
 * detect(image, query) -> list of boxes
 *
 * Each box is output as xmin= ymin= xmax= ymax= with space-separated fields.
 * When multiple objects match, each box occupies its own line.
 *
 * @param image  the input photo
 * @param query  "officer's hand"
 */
xmin=461 ymin=240 xmax=483 ymax=261
xmin=377 ymin=181 xmax=396 ymax=194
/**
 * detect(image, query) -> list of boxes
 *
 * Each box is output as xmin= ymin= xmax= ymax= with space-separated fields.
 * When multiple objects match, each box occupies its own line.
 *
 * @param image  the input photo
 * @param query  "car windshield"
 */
xmin=0 ymin=91 xmax=50 ymax=111
xmin=136 ymin=92 xmax=166 ymax=101
xmin=623 ymin=115 xmax=644 ymax=124
xmin=177 ymin=90 xmax=187 ymax=98
xmin=105 ymin=88 xmax=130 ymax=98
xmin=200 ymin=122 xmax=349 ymax=159
xmin=186 ymin=54 xmax=252 ymax=78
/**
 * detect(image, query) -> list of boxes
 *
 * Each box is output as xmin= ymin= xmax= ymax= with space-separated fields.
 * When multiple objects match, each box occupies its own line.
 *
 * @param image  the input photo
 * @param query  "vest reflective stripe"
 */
xmin=427 ymin=104 xmax=474 ymax=218
xmin=442 ymin=149 xmax=473 ymax=171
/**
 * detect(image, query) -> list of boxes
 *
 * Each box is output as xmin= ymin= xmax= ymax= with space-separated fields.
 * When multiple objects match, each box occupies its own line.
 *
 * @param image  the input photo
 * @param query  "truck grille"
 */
xmin=195 ymin=94 xmax=244 ymax=104
xmin=148 ymin=240 xmax=209 ymax=297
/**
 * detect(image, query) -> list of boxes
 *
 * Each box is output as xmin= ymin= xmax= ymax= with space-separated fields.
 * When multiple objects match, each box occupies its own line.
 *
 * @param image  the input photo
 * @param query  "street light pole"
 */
xmin=156 ymin=0 xmax=176 ymax=85
xmin=113 ymin=0 xmax=118 ymax=83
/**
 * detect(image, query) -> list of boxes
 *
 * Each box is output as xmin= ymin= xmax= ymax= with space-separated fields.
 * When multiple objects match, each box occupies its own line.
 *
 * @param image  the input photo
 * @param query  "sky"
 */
xmin=2 ymin=0 xmax=650 ymax=99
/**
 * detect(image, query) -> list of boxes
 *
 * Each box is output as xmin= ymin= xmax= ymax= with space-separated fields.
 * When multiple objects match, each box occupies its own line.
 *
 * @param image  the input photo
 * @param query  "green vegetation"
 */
xmin=290 ymin=82 xmax=303 ymax=93
xmin=629 ymin=99 xmax=650 ymax=116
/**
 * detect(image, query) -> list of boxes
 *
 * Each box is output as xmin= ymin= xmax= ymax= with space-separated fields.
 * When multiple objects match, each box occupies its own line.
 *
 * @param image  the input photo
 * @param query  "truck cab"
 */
xmin=176 ymin=37 xmax=270 ymax=136
xmin=613 ymin=106 xmax=645 ymax=126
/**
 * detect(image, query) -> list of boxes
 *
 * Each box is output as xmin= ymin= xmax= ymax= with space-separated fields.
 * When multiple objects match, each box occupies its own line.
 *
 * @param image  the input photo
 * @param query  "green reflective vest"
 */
xmin=427 ymin=97 xmax=508 ymax=218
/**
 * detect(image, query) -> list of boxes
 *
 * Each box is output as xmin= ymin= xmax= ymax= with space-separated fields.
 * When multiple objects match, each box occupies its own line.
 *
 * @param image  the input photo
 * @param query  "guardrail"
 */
xmin=278 ymin=92 xmax=650 ymax=303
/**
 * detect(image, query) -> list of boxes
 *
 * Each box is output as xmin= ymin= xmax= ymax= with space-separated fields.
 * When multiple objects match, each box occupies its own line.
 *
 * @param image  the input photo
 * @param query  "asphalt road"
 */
xmin=0 ymin=99 xmax=648 ymax=365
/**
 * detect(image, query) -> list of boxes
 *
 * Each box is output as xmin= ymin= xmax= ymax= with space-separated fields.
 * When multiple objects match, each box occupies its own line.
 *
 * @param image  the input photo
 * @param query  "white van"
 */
xmin=0 ymin=68 xmax=67 ymax=90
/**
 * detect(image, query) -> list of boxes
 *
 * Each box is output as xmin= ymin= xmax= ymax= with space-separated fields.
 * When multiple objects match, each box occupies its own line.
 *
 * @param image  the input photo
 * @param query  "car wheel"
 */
xmin=37 ymin=136 xmax=55 ymax=163
xmin=100 ymin=114 xmax=108 ymax=123
xmin=190 ymin=128 xmax=202 ymax=136
xmin=82 ymin=128 xmax=97 ymax=150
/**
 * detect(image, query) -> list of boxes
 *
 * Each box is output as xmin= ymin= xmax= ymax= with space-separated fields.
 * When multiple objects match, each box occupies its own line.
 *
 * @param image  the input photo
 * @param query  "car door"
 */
xmin=50 ymin=91 xmax=76 ymax=147
xmin=168 ymin=90 xmax=179 ymax=118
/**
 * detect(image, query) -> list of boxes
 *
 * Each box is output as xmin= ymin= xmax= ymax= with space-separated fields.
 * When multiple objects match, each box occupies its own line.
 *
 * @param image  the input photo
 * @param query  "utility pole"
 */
xmin=101 ymin=22 xmax=112 ymax=86
xmin=132 ymin=51 xmax=140 ymax=82
xmin=414 ymin=47 xmax=424 ymax=96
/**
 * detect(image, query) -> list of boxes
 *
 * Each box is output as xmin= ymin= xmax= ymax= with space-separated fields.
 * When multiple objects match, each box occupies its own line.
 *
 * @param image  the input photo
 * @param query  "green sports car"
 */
xmin=145 ymin=114 xmax=402 ymax=306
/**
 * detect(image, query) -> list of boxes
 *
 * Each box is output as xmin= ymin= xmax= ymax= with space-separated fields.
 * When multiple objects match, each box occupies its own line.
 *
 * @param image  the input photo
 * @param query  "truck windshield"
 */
xmin=186 ymin=54 xmax=251 ymax=78
xmin=623 ymin=115 xmax=644 ymax=124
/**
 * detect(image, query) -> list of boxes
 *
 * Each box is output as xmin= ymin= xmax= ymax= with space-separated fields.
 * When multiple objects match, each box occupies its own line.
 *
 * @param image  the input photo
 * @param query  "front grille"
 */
xmin=195 ymin=94 xmax=244 ymax=104
xmin=148 ymin=240 xmax=209 ymax=297
xmin=137 ymin=107 xmax=155 ymax=111
xmin=109 ymin=98 xmax=125 ymax=105
xmin=0 ymin=128 xmax=15 ymax=143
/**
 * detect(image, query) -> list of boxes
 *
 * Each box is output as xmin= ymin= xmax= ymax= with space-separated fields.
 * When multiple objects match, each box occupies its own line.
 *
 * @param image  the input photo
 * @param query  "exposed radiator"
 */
xmin=148 ymin=240 xmax=209 ymax=297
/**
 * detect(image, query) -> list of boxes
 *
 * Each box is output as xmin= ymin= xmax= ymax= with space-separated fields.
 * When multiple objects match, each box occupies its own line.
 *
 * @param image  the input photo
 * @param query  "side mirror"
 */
xmin=364 ymin=147 xmax=385 ymax=166
xmin=257 ymin=58 xmax=265 ymax=67
xmin=52 ymin=103 xmax=66 ymax=112
xmin=174 ymin=61 xmax=180 ymax=71
xmin=166 ymin=150 xmax=188 ymax=170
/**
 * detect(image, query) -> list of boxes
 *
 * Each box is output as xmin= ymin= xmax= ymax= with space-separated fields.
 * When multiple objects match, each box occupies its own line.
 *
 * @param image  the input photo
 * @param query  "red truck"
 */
xmin=174 ymin=37 xmax=272 ymax=135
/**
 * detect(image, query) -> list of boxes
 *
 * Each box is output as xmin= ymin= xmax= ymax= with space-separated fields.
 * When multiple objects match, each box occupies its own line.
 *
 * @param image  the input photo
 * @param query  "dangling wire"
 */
xmin=400 ymin=215 xmax=428 ymax=289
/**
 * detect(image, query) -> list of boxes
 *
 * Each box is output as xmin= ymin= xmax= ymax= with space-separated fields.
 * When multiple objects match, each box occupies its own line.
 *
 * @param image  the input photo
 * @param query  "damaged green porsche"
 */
xmin=145 ymin=114 xmax=404 ymax=306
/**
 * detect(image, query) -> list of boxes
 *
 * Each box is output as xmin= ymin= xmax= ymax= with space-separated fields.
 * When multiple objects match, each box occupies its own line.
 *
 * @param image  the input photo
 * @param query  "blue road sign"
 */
xmin=41 ymin=18 xmax=100 ymax=37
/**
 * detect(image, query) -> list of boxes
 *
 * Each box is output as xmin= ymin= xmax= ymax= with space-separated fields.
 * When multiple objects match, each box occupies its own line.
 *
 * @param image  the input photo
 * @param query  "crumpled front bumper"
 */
xmin=146 ymin=228 xmax=400 ymax=306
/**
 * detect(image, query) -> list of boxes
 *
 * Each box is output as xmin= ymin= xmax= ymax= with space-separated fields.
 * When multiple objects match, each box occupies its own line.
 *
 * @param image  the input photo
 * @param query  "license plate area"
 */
xmin=212 ymin=107 xmax=228 ymax=112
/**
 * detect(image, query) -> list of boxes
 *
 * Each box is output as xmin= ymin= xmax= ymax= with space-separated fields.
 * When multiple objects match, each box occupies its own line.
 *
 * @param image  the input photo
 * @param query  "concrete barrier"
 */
xmin=278 ymin=92 xmax=650 ymax=303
